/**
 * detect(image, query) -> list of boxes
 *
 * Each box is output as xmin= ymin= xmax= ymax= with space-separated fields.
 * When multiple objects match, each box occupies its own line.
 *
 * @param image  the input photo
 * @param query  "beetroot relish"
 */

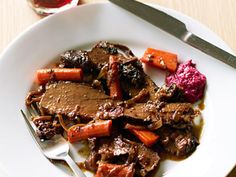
xmin=33 ymin=0 xmax=73 ymax=8
xmin=166 ymin=60 xmax=206 ymax=103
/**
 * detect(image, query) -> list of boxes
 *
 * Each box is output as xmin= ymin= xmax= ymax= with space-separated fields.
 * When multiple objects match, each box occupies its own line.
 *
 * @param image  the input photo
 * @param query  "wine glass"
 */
xmin=27 ymin=0 xmax=80 ymax=15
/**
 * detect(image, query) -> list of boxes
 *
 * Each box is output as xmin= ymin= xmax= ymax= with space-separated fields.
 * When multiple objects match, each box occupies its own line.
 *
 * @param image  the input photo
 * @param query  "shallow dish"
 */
xmin=0 ymin=2 xmax=235 ymax=177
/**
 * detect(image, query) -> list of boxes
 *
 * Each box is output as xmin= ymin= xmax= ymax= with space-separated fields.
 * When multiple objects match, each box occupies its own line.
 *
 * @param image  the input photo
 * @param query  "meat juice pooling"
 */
xmin=27 ymin=0 xmax=79 ymax=15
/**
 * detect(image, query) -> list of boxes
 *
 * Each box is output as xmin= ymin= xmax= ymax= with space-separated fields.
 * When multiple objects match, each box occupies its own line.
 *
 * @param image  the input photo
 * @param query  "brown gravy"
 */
xmin=198 ymin=99 xmax=205 ymax=110
xmin=77 ymin=141 xmax=90 ymax=158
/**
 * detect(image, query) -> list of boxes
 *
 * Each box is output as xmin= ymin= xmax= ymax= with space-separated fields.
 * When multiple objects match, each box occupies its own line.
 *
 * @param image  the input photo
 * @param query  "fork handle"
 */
xmin=64 ymin=155 xmax=86 ymax=177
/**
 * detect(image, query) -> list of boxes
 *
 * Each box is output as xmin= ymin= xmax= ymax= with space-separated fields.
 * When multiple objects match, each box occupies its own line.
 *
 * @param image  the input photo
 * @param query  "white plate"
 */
xmin=0 ymin=3 xmax=235 ymax=177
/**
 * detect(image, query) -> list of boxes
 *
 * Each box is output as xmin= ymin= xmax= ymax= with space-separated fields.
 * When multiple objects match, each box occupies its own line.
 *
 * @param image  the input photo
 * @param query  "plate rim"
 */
xmin=0 ymin=2 xmax=235 ymax=177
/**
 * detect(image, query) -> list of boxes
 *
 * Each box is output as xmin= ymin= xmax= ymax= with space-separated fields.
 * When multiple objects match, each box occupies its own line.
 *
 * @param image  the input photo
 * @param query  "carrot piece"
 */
xmin=36 ymin=68 xmax=83 ymax=85
xmin=125 ymin=124 xmax=159 ymax=147
xmin=108 ymin=56 xmax=122 ymax=100
xmin=68 ymin=120 xmax=112 ymax=143
xmin=140 ymin=48 xmax=178 ymax=72
xmin=96 ymin=163 xmax=134 ymax=177
xmin=130 ymin=129 xmax=159 ymax=147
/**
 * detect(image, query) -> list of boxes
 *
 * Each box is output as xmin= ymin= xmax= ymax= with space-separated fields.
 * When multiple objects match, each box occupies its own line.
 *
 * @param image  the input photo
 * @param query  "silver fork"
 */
xmin=20 ymin=106 xmax=86 ymax=177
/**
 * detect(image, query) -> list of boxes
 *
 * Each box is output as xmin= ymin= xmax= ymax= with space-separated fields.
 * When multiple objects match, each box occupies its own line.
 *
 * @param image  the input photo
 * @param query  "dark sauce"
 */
xmin=198 ymin=99 xmax=205 ymax=110
xmin=195 ymin=98 xmax=205 ymax=139
xmin=77 ymin=162 xmax=87 ymax=172
xmin=159 ymin=152 xmax=188 ymax=161
xmin=77 ymin=140 xmax=90 ymax=158
xmin=76 ymin=140 xmax=90 ymax=173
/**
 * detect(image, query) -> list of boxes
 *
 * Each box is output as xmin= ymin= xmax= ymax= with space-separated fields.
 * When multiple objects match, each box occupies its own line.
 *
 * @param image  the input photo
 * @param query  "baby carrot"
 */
xmin=108 ymin=56 xmax=122 ymax=100
xmin=125 ymin=124 xmax=159 ymax=147
xmin=36 ymin=68 xmax=83 ymax=85
xmin=68 ymin=120 xmax=112 ymax=143
xmin=140 ymin=48 xmax=178 ymax=72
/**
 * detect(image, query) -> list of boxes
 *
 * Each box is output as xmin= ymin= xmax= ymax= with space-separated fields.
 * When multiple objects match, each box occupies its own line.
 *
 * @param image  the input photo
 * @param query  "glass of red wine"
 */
xmin=27 ymin=0 xmax=79 ymax=15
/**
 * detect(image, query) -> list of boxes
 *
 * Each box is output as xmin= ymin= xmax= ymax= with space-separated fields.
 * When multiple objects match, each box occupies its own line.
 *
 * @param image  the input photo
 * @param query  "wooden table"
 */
xmin=0 ymin=0 xmax=235 ymax=176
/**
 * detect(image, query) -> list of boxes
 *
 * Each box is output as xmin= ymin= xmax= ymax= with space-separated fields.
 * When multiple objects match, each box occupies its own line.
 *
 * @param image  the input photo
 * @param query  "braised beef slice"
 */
xmin=113 ymin=43 xmax=135 ymax=57
xmin=124 ymin=103 xmax=158 ymax=122
xmin=158 ymin=126 xmax=199 ymax=157
xmin=39 ymin=82 xmax=116 ymax=119
xmin=40 ymin=82 xmax=196 ymax=130
xmin=144 ymin=75 xmax=159 ymax=101
xmin=39 ymin=82 xmax=150 ymax=122
xmin=85 ymin=136 xmax=160 ymax=176
xmin=159 ymin=103 xmax=196 ymax=129
xmin=136 ymin=144 xmax=160 ymax=177
xmin=85 ymin=136 xmax=132 ymax=172
xmin=123 ymin=101 xmax=196 ymax=130
xmin=155 ymin=84 xmax=185 ymax=102
xmin=98 ymin=136 xmax=133 ymax=162
xmin=124 ymin=89 xmax=149 ymax=107
xmin=87 ymin=41 xmax=118 ymax=69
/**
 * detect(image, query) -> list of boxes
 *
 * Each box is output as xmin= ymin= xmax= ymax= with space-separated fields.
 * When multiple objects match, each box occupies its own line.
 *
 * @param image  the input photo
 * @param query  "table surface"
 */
xmin=1 ymin=0 xmax=236 ymax=54
xmin=0 ymin=0 xmax=235 ymax=176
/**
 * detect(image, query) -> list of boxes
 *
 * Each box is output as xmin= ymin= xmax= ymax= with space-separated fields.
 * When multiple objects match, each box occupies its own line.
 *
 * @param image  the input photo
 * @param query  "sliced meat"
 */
xmin=158 ymin=126 xmax=199 ymax=157
xmin=124 ymin=103 xmax=153 ymax=121
xmin=39 ymin=82 xmax=152 ymax=122
xmin=88 ymin=41 xmax=118 ymax=69
xmin=88 ymin=136 xmax=160 ymax=177
xmin=123 ymin=139 xmax=160 ymax=177
xmin=113 ymin=43 xmax=135 ymax=57
xmin=39 ymin=82 xmax=116 ymax=119
xmin=85 ymin=136 xmax=134 ymax=172
xmin=155 ymin=84 xmax=185 ymax=102
xmin=159 ymin=103 xmax=196 ymax=128
xmin=144 ymin=75 xmax=159 ymax=101
xmin=124 ymin=101 xmax=196 ymax=129
xmin=120 ymin=83 xmax=143 ymax=99
xmin=97 ymin=136 xmax=133 ymax=162
xmin=136 ymin=144 xmax=160 ymax=177
xmin=123 ymin=102 xmax=163 ymax=130
xmin=124 ymin=89 xmax=149 ymax=107
xmin=120 ymin=73 xmax=159 ymax=101
xmin=40 ymin=82 xmax=196 ymax=130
